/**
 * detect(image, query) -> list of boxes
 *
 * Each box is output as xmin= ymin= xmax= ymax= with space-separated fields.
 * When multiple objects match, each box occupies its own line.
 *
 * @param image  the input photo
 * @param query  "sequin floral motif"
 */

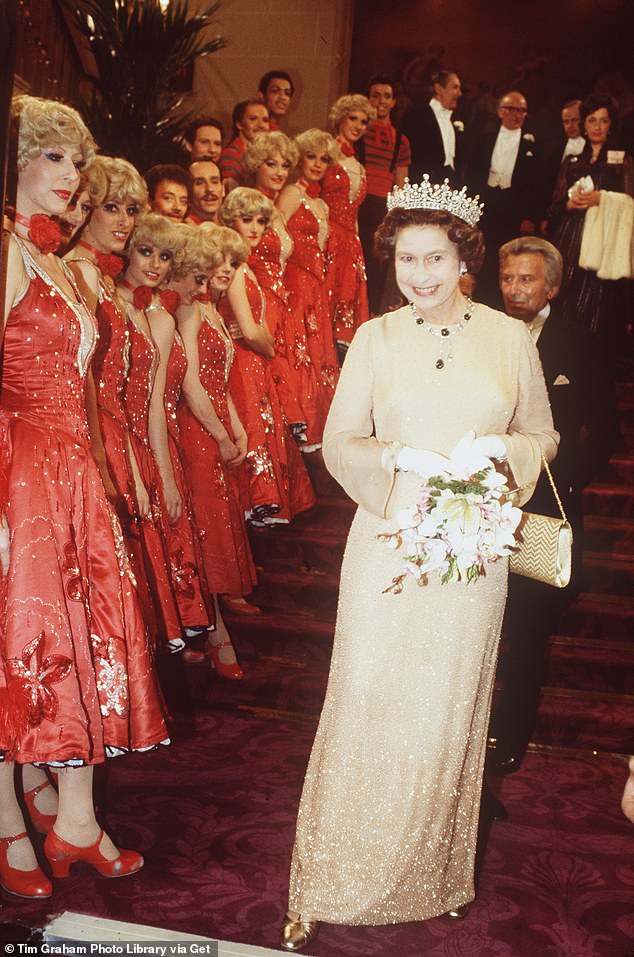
xmin=246 ymin=444 xmax=276 ymax=482
xmin=91 ymin=634 xmax=129 ymax=718
xmin=6 ymin=632 xmax=72 ymax=726
xmin=169 ymin=547 xmax=197 ymax=600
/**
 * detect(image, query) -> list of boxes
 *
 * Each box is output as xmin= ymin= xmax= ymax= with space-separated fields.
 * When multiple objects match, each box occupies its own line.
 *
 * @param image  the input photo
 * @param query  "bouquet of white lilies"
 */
xmin=379 ymin=433 xmax=523 ymax=593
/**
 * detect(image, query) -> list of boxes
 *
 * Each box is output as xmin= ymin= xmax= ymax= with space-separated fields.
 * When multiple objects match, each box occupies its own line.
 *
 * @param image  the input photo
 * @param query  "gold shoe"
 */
xmin=445 ymin=903 xmax=470 ymax=919
xmin=280 ymin=913 xmax=319 ymax=951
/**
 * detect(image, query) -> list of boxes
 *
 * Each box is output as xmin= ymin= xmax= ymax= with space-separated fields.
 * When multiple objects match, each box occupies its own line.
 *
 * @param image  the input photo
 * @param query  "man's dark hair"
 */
xmin=258 ymin=70 xmax=294 ymax=98
xmin=144 ymin=164 xmax=189 ymax=200
xmin=182 ymin=116 xmax=224 ymax=146
xmin=366 ymin=73 xmax=399 ymax=97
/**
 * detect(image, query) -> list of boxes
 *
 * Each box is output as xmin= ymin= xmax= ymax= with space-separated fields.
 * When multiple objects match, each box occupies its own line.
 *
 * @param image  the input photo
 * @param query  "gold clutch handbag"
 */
xmin=509 ymin=452 xmax=573 ymax=588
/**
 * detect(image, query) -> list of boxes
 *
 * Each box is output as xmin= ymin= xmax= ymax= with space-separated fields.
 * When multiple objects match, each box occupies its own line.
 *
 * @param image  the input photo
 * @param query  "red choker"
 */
xmin=119 ymin=281 xmax=180 ymax=313
xmin=297 ymin=178 xmax=322 ymax=198
xmin=258 ymin=187 xmax=277 ymax=200
xmin=76 ymin=239 xmax=124 ymax=277
xmin=14 ymin=213 xmax=61 ymax=254
xmin=337 ymin=139 xmax=356 ymax=157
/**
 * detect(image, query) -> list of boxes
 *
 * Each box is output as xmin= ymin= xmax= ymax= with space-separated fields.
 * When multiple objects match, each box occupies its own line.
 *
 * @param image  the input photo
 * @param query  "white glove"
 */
xmin=449 ymin=431 xmax=507 ymax=480
xmin=396 ymin=446 xmax=450 ymax=479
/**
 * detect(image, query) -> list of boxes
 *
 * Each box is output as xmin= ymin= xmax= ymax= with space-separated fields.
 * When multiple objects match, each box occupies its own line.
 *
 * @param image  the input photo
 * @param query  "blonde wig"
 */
xmin=328 ymin=94 xmax=376 ymax=132
xmin=218 ymin=187 xmax=273 ymax=226
xmin=170 ymin=223 xmax=218 ymax=280
xmin=85 ymin=155 xmax=148 ymax=209
xmin=12 ymin=94 xmax=96 ymax=171
xmin=294 ymin=128 xmax=339 ymax=164
xmin=243 ymin=131 xmax=299 ymax=175
xmin=201 ymin=223 xmax=249 ymax=272
xmin=127 ymin=212 xmax=187 ymax=270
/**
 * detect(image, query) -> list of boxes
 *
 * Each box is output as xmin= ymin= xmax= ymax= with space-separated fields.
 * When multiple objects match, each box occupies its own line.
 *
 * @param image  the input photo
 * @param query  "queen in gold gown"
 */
xmin=280 ymin=180 xmax=558 ymax=950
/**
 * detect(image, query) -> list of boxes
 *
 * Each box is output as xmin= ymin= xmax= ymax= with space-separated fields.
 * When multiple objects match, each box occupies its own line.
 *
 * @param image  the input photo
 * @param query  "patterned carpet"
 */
xmin=1 ymin=366 xmax=632 ymax=956
xmin=1 ymin=709 xmax=633 ymax=957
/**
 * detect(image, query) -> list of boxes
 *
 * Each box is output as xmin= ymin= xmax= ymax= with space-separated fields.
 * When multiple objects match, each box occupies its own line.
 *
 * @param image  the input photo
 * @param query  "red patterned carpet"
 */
xmin=1 ymin=367 xmax=633 ymax=956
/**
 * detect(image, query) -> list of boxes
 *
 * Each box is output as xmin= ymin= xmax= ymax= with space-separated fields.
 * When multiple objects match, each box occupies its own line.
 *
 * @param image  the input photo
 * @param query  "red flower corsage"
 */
xmin=98 ymin=253 xmax=124 ymax=277
xmin=15 ymin=213 xmax=61 ymax=254
xmin=160 ymin=289 xmax=181 ymax=313
xmin=132 ymin=285 xmax=153 ymax=310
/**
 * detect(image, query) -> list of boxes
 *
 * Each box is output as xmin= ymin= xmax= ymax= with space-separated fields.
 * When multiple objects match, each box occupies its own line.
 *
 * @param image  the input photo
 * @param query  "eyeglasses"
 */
xmin=501 ymin=106 xmax=528 ymax=114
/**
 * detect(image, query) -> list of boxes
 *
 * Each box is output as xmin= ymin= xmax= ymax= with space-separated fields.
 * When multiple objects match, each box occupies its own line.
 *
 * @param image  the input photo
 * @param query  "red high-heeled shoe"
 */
xmin=208 ymin=640 xmax=244 ymax=680
xmin=0 ymin=833 xmax=52 ymax=898
xmin=24 ymin=779 xmax=57 ymax=834
xmin=44 ymin=828 xmax=143 ymax=879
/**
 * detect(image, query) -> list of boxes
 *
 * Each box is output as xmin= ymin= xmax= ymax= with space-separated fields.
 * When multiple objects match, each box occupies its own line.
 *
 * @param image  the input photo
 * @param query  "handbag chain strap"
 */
xmin=540 ymin=448 xmax=569 ymax=524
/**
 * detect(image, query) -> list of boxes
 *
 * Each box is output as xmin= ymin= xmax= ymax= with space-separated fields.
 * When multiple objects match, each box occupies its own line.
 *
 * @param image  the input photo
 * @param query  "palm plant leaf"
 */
xmin=58 ymin=0 xmax=225 ymax=168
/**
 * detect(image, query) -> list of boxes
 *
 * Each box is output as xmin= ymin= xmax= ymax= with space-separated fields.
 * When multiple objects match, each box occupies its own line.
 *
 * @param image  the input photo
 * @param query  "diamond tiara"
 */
xmin=386 ymin=175 xmax=483 ymax=227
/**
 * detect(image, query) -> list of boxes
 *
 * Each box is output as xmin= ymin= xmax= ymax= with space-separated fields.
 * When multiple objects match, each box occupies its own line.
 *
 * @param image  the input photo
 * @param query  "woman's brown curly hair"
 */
xmin=374 ymin=208 xmax=485 ymax=275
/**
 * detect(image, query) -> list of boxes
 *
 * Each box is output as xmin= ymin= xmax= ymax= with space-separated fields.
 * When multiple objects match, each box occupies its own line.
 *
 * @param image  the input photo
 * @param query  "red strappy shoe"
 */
xmin=24 ymin=779 xmax=57 ymax=834
xmin=44 ymin=828 xmax=143 ymax=879
xmin=0 ymin=833 xmax=52 ymax=898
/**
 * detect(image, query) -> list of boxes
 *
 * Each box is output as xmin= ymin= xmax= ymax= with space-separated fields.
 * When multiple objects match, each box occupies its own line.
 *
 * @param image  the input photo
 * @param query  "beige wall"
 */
xmin=186 ymin=0 xmax=354 ymax=138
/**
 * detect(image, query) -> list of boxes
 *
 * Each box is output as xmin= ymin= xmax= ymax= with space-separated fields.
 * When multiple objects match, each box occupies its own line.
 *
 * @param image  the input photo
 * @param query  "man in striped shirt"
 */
xmin=357 ymin=74 xmax=411 ymax=314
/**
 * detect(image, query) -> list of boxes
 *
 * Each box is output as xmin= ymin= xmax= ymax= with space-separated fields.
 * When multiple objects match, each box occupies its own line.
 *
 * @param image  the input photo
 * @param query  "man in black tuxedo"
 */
xmin=488 ymin=236 xmax=619 ymax=772
xmin=468 ymin=91 xmax=544 ymax=305
xmin=544 ymin=99 xmax=585 ymax=211
xmin=401 ymin=69 xmax=465 ymax=185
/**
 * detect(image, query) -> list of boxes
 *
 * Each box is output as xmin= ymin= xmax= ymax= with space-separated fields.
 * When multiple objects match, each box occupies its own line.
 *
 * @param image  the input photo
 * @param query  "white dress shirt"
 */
xmin=525 ymin=302 xmax=550 ymax=342
xmin=429 ymin=97 xmax=456 ymax=170
xmin=488 ymin=126 xmax=521 ymax=188
xmin=562 ymin=136 xmax=585 ymax=161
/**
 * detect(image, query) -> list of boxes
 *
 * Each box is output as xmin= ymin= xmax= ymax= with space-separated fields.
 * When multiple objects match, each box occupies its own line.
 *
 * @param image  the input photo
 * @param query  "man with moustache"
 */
xmin=186 ymin=159 xmax=224 ymax=225
xmin=145 ymin=164 xmax=190 ymax=222
xmin=487 ymin=236 xmax=618 ymax=774
xmin=402 ymin=68 xmax=465 ymax=185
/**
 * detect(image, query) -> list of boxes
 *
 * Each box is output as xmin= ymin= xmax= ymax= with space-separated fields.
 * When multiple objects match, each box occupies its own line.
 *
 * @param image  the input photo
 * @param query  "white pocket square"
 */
xmin=554 ymin=374 xmax=570 ymax=385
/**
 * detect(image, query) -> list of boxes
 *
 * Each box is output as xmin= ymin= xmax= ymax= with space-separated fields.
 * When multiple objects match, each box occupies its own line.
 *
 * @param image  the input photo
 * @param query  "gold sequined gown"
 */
xmin=288 ymin=303 xmax=558 ymax=924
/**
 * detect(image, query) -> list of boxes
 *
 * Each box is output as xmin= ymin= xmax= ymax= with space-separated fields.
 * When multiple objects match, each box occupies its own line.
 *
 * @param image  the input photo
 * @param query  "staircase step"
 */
xmin=530 ymin=686 xmax=634 ymax=754
xmin=249 ymin=566 xmax=341 ymax=620
xmin=583 ymin=483 xmax=634 ymax=517
xmin=583 ymin=515 xmax=634 ymax=555
xmin=582 ymin=554 xmax=634 ymax=595
xmin=559 ymin=592 xmax=634 ymax=640
xmin=545 ymin=635 xmax=634 ymax=694
xmin=224 ymin=608 xmax=334 ymax=663
xmin=597 ymin=455 xmax=634 ymax=484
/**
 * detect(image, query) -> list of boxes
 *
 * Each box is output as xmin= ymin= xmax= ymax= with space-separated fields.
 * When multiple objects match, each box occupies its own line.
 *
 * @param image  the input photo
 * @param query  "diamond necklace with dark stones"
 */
xmin=410 ymin=298 xmax=473 ymax=369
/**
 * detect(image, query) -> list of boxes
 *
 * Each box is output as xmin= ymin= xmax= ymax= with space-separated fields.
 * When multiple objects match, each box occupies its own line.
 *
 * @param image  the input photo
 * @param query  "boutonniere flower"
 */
xmin=453 ymin=120 xmax=464 ymax=132
xmin=523 ymin=133 xmax=535 ymax=142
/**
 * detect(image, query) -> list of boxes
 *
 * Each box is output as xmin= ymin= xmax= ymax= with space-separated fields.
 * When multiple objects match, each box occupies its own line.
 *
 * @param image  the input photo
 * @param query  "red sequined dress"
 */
xmin=284 ymin=199 xmax=339 ymax=449
xmin=218 ymin=267 xmax=316 ymax=523
xmin=249 ymin=222 xmax=306 ymax=433
xmin=0 ymin=237 xmax=167 ymax=764
xmin=120 ymin=303 xmax=183 ymax=647
xmin=176 ymin=303 xmax=257 ymax=596
xmin=153 ymin=315 xmax=212 ymax=629
xmin=321 ymin=162 xmax=370 ymax=346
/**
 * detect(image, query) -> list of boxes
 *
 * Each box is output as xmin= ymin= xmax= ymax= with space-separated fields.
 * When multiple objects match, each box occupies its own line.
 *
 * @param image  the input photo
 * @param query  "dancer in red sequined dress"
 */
xmin=322 ymin=95 xmax=375 ymax=351
xmin=116 ymin=214 xmax=212 ymax=649
xmin=0 ymin=96 xmax=167 ymax=902
xmin=243 ymin=131 xmax=307 ymax=440
xmin=218 ymin=192 xmax=316 ymax=523
xmin=277 ymin=130 xmax=340 ymax=451
xmin=173 ymin=224 xmax=255 ymax=674
xmin=66 ymin=157 xmax=182 ymax=654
